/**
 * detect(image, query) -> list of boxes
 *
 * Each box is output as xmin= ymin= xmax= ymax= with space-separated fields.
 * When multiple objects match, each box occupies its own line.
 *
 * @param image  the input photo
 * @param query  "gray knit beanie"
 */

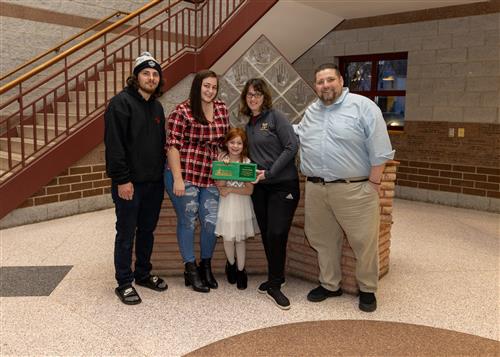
xmin=133 ymin=52 xmax=161 ymax=78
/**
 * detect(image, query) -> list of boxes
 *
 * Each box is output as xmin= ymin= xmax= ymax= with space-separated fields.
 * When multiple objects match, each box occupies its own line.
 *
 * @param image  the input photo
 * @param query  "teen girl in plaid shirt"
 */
xmin=165 ymin=70 xmax=230 ymax=293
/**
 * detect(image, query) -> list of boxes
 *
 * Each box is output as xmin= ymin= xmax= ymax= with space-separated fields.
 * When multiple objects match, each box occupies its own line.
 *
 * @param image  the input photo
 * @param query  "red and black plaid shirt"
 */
xmin=166 ymin=99 xmax=229 ymax=187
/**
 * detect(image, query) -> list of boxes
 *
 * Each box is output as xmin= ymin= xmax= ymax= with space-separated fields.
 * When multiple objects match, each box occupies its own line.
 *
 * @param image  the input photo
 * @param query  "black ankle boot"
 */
xmin=184 ymin=262 xmax=209 ymax=293
xmin=199 ymin=258 xmax=218 ymax=289
xmin=236 ymin=268 xmax=247 ymax=290
xmin=225 ymin=260 xmax=237 ymax=284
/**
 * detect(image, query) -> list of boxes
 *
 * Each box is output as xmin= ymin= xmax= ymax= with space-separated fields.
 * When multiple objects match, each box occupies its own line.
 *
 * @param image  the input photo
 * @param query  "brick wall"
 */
xmin=0 ymin=143 xmax=113 ymax=228
xmin=17 ymin=144 xmax=110 ymax=209
xmin=19 ymin=164 xmax=110 ymax=209
xmin=391 ymin=121 xmax=500 ymax=200
xmin=396 ymin=161 xmax=499 ymax=199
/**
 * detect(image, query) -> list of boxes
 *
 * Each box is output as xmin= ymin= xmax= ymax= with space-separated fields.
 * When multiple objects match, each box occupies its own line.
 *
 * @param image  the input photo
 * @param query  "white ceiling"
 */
xmin=294 ymin=0 xmax=488 ymax=19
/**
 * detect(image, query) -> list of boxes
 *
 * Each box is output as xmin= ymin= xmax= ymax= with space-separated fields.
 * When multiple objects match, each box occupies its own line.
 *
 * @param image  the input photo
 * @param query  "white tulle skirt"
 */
xmin=215 ymin=193 xmax=260 ymax=242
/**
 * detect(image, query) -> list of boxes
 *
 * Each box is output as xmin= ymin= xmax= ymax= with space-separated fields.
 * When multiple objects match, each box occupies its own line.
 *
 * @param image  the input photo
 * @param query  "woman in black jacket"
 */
xmin=241 ymin=78 xmax=299 ymax=310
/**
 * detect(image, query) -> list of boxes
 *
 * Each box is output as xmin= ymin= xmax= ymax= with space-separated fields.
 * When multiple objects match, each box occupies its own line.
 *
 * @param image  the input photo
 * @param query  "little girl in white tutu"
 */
xmin=214 ymin=128 xmax=260 ymax=290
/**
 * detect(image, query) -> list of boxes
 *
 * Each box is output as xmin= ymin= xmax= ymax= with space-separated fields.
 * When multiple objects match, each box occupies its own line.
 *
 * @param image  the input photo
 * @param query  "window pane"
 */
xmin=377 ymin=60 xmax=407 ymax=90
xmin=344 ymin=61 xmax=372 ymax=91
xmin=375 ymin=96 xmax=405 ymax=129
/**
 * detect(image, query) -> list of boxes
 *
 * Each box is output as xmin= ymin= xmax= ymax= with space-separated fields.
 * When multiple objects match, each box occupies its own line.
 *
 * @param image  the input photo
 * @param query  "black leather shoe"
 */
xmin=184 ymin=262 xmax=210 ymax=293
xmin=236 ymin=269 xmax=247 ymax=290
xmin=199 ymin=258 xmax=218 ymax=289
xmin=359 ymin=291 xmax=377 ymax=312
xmin=307 ymin=285 xmax=343 ymax=302
xmin=225 ymin=260 xmax=237 ymax=284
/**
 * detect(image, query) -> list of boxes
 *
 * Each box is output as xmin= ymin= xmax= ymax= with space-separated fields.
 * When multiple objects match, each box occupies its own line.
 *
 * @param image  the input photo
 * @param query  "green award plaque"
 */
xmin=211 ymin=161 xmax=257 ymax=182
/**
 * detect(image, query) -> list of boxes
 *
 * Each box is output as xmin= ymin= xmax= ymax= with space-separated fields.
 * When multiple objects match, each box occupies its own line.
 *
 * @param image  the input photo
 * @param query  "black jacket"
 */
xmin=104 ymin=86 xmax=166 ymax=184
xmin=246 ymin=109 xmax=299 ymax=185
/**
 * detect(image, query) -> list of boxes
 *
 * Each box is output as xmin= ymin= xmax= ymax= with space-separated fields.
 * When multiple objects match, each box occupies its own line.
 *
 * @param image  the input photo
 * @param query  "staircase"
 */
xmin=0 ymin=0 xmax=278 ymax=219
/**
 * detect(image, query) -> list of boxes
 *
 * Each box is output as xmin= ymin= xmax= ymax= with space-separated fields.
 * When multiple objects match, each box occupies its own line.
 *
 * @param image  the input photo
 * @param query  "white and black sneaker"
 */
xmin=266 ymin=287 xmax=291 ymax=310
xmin=257 ymin=280 xmax=286 ymax=294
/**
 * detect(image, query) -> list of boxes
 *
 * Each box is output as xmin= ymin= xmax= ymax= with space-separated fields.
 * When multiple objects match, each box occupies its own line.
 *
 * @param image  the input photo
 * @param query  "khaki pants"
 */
xmin=304 ymin=180 xmax=380 ymax=292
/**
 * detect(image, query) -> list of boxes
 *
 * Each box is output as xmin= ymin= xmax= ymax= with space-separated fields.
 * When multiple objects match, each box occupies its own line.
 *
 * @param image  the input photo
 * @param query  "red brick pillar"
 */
xmin=152 ymin=161 xmax=399 ymax=296
xmin=286 ymin=161 xmax=399 ymax=295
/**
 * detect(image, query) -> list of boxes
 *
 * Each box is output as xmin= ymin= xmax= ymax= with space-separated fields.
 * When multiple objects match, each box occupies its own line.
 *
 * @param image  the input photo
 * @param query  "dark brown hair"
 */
xmin=189 ymin=70 xmax=218 ymax=125
xmin=222 ymin=127 xmax=248 ymax=162
xmin=126 ymin=74 xmax=164 ymax=98
xmin=239 ymin=78 xmax=273 ymax=117
xmin=314 ymin=63 xmax=342 ymax=79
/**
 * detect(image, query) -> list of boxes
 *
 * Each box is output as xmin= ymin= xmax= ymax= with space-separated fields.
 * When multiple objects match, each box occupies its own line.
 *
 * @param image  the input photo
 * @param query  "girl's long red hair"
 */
xmin=223 ymin=127 xmax=248 ymax=162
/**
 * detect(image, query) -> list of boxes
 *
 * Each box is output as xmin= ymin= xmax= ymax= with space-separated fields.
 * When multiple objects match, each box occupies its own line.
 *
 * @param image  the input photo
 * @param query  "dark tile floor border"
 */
xmin=185 ymin=320 xmax=500 ymax=357
xmin=0 ymin=266 xmax=73 ymax=297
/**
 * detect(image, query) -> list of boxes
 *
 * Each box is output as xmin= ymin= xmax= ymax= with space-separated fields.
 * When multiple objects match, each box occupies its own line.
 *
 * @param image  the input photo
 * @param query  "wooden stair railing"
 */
xmin=0 ymin=0 xmax=278 ymax=219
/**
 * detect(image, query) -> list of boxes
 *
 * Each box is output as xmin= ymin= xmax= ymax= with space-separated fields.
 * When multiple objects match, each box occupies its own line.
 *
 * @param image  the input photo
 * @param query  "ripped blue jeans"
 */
xmin=165 ymin=169 xmax=220 ymax=263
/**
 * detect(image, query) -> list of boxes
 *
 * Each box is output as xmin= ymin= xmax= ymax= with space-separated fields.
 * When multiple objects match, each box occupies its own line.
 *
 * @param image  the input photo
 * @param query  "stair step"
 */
xmin=0 ymin=137 xmax=45 ymax=155
xmin=35 ymin=113 xmax=78 ymax=127
xmin=100 ymin=70 xmax=130 ymax=80
xmin=55 ymin=102 xmax=105 ymax=115
xmin=68 ymin=91 xmax=113 ymax=104
xmin=20 ymin=125 xmax=60 ymax=140
xmin=85 ymin=80 xmax=124 ymax=94
xmin=98 ymin=76 xmax=125 ymax=84
xmin=0 ymin=150 xmax=22 ymax=170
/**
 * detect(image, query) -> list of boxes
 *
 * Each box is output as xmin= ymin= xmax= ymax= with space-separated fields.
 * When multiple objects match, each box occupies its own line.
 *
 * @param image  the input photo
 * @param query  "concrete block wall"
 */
xmin=293 ymin=9 xmax=500 ymax=212
xmin=0 ymin=0 xmax=150 ymax=75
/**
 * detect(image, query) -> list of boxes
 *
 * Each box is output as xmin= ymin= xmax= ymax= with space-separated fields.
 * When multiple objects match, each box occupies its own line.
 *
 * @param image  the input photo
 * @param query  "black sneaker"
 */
xmin=307 ymin=285 xmax=343 ymax=302
xmin=266 ymin=287 xmax=290 ymax=310
xmin=257 ymin=280 xmax=286 ymax=294
xmin=359 ymin=291 xmax=377 ymax=312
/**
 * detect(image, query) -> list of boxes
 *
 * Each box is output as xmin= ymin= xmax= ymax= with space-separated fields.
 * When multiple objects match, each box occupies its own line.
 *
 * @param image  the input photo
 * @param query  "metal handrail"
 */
xmin=0 ymin=11 xmax=129 ymax=82
xmin=0 ymin=0 xmax=164 ymax=94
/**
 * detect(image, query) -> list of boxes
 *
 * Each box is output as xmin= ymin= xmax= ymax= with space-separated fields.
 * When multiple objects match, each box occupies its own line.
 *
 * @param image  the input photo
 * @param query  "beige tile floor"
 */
xmin=1 ymin=198 xmax=499 ymax=356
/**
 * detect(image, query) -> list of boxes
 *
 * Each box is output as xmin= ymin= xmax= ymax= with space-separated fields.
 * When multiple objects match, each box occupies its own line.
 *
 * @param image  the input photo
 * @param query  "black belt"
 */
xmin=307 ymin=177 xmax=368 ymax=184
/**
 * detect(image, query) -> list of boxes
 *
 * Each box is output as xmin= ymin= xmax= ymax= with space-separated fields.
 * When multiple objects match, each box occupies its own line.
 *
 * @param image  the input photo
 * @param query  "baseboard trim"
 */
xmin=395 ymin=185 xmax=500 ymax=213
xmin=0 ymin=195 xmax=113 ymax=229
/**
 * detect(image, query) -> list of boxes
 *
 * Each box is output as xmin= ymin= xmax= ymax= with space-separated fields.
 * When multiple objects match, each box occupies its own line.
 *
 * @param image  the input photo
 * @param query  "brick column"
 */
xmin=152 ymin=199 xmax=267 ymax=275
xmin=152 ymin=161 xmax=399 ymax=295
xmin=287 ymin=161 xmax=399 ymax=294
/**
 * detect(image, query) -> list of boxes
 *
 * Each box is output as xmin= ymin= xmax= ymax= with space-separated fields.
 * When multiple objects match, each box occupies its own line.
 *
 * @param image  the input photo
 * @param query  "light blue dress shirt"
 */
xmin=294 ymin=88 xmax=395 ymax=181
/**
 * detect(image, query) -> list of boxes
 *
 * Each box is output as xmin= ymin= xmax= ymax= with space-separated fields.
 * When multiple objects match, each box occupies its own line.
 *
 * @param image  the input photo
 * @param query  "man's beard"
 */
xmin=139 ymin=82 xmax=157 ymax=94
xmin=319 ymin=91 xmax=334 ymax=103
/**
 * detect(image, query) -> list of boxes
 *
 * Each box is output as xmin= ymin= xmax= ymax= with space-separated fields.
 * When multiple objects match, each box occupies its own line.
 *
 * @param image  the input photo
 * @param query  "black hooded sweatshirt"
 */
xmin=104 ymin=86 xmax=166 ymax=185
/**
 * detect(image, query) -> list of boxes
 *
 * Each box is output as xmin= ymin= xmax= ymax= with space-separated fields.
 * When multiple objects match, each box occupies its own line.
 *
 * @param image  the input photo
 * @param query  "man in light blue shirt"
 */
xmin=294 ymin=63 xmax=394 ymax=312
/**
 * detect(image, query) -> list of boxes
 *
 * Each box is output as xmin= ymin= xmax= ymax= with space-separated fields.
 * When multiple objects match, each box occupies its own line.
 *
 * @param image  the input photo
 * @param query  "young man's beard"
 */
xmin=139 ymin=82 xmax=157 ymax=94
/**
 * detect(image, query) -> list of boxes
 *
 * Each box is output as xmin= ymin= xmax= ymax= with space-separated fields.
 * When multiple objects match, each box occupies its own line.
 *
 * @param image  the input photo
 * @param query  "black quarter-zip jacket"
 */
xmin=104 ymin=86 xmax=166 ymax=185
xmin=246 ymin=109 xmax=299 ymax=185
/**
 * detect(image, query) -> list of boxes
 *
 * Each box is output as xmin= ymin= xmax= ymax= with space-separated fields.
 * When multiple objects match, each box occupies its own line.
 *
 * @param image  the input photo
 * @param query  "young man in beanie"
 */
xmin=105 ymin=52 xmax=168 ymax=305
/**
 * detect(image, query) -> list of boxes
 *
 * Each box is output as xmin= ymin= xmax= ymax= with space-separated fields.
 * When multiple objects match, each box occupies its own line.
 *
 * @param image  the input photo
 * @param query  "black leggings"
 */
xmin=251 ymin=179 xmax=300 ymax=288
